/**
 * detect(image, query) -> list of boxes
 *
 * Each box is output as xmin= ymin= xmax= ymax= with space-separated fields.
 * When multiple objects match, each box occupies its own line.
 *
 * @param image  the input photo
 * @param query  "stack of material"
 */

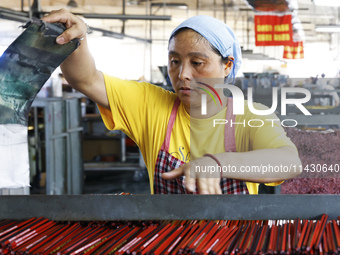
xmin=0 ymin=215 xmax=339 ymax=254
xmin=282 ymin=128 xmax=340 ymax=194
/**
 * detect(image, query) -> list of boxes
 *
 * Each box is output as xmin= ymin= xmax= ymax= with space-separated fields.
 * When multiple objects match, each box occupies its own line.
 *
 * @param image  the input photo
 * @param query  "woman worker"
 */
xmin=42 ymin=10 xmax=301 ymax=195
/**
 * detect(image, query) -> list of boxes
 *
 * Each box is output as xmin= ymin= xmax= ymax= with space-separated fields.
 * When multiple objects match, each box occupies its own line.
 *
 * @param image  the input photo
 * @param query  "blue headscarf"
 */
xmin=170 ymin=15 xmax=242 ymax=84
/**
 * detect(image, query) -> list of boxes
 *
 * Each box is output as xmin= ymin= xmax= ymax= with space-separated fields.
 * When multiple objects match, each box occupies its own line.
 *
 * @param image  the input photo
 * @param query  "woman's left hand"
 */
xmin=162 ymin=157 xmax=222 ymax=194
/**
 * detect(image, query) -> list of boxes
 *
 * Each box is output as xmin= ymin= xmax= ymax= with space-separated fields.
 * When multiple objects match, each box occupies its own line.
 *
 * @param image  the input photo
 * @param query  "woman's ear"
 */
xmin=224 ymin=56 xmax=235 ymax=76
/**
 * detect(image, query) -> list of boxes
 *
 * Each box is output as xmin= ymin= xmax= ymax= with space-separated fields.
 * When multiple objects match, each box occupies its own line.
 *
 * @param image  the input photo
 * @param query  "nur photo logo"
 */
xmin=197 ymin=82 xmax=222 ymax=115
xmin=196 ymin=79 xmax=312 ymax=128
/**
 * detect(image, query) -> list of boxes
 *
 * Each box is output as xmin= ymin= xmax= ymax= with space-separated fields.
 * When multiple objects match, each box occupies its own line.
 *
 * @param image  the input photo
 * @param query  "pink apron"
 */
xmin=153 ymin=97 xmax=249 ymax=194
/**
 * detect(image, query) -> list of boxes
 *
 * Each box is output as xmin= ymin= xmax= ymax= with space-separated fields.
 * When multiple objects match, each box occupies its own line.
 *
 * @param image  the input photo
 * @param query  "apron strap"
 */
xmin=161 ymin=97 xmax=181 ymax=151
xmin=225 ymin=97 xmax=237 ymax=152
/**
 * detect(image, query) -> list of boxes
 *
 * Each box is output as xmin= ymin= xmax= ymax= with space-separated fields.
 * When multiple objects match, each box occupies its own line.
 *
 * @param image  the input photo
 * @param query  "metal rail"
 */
xmin=0 ymin=195 xmax=339 ymax=221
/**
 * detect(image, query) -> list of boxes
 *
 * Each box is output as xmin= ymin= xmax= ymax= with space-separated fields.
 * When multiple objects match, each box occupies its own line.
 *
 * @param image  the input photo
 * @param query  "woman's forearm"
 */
xmin=60 ymin=38 xmax=107 ymax=108
xmin=42 ymin=9 xmax=108 ymax=109
xmin=206 ymin=146 xmax=302 ymax=183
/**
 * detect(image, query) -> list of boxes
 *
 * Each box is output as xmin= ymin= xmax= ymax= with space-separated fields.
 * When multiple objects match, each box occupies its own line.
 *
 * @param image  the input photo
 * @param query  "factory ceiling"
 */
xmin=0 ymin=0 xmax=339 ymax=58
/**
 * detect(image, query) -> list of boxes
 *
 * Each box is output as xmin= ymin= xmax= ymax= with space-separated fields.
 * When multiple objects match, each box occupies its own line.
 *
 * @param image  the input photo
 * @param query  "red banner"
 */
xmin=283 ymin=41 xmax=304 ymax=59
xmin=254 ymin=14 xmax=293 ymax=46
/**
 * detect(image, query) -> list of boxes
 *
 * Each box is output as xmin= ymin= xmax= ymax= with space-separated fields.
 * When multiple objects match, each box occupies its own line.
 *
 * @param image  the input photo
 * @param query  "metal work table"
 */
xmin=0 ymin=194 xmax=339 ymax=221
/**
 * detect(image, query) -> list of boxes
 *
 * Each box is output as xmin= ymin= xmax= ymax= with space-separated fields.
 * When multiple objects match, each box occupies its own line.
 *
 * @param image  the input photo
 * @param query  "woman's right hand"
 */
xmin=41 ymin=9 xmax=109 ymax=110
xmin=41 ymin=8 xmax=88 ymax=45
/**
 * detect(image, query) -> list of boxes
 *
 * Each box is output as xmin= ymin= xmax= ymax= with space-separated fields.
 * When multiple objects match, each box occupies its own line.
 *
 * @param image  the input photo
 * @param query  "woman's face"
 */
xmin=168 ymin=29 xmax=230 ymax=110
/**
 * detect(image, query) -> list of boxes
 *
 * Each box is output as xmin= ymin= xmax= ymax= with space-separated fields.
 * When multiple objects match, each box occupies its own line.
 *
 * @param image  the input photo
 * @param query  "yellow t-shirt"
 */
xmin=98 ymin=74 xmax=296 ymax=194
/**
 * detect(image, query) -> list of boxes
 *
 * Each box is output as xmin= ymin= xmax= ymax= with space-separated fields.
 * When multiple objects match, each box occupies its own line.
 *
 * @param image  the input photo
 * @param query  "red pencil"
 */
xmin=314 ymin=214 xmax=329 ymax=250
xmin=140 ymin=225 xmax=175 ymax=254
xmin=138 ymin=223 xmax=171 ymax=252
xmin=53 ymin=225 xmax=94 ymax=254
xmin=63 ymin=227 xmax=109 ymax=254
xmin=90 ymin=225 xmax=131 ymax=255
xmin=242 ymin=222 xmax=258 ymax=254
xmin=70 ymin=230 xmax=112 ymax=255
xmin=10 ymin=220 xmax=55 ymax=250
xmin=106 ymin=226 xmax=141 ymax=254
xmin=305 ymin=221 xmax=318 ymax=252
xmin=267 ymin=222 xmax=276 ymax=254
xmin=332 ymin=219 xmax=340 ymax=252
xmin=153 ymin=224 xmax=186 ymax=254
xmin=261 ymin=226 xmax=272 ymax=255
xmin=180 ymin=221 xmax=207 ymax=253
xmin=318 ymin=241 xmax=323 ymax=255
xmin=188 ymin=221 xmax=214 ymax=250
xmin=202 ymin=225 xmax=229 ymax=254
xmin=164 ymin=224 xmax=192 ymax=254
xmin=254 ymin=224 xmax=267 ymax=254
xmin=231 ymin=223 xmax=250 ymax=255
xmin=168 ymin=222 xmax=199 ymax=254
xmin=296 ymin=220 xmax=309 ymax=252
xmin=248 ymin=224 xmax=261 ymax=254
xmin=323 ymin=229 xmax=329 ymax=254
xmin=19 ymin=224 xmax=63 ymax=253
xmin=214 ymin=225 xmax=239 ymax=255
xmin=326 ymin=222 xmax=336 ymax=253
xmin=40 ymin=223 xmax=82 ymax=254
xmin=82 ymin=227 xmax=129 ymax=255
xmin=281 ymin=221 xmax=287 ymax=254
xmin=287 ymin=221 xmax=292 ymax=255
xmin=133 ymin=224 xmax=172 ymax=253
xmin=194 ymin=223 xmax=219 ymax=254
xmin=302 ymin=221 xmax=314 ymax=251
xmin=0 ymin=221 xmax=16 ymax=232
xmin=3 ymin=218 xmax=48 ymax=246
xmin=221 ymin=224 xmax=244 ymax=255
xmin=0 ymin=218 xmax=39 ymax=245
xmin=30 ymin=223 xmax=79 ymax=254
xmin=292 ymin=218 xmax=299 ymax=252
xmin=122 ymin=225 xmax=159 ymax=254
xmin=308 ymin=220 xmax=321 ymax=253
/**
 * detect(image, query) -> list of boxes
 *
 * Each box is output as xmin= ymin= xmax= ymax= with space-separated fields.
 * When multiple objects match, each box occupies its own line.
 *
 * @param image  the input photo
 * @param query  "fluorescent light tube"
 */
xmin=315 ymin=25 xmax=340 ymax=32
xmin=313 ymin=0 xmax=340 ymax=7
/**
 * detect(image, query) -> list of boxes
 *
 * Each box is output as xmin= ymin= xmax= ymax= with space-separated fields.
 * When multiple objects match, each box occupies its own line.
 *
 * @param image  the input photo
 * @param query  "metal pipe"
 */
xmin=31 ymin=0 xmax=41 ymax=18
xmin=35 ymin=11 xmax=171 ymax=21
xmin=223 ymin=0 xmax=227 ymax=23
xmin=149 ymin=0 xmax=153 ymax=82
xmin=80 ymin=13 xmax=171 ymax=21
xmin=0 ymin=7 xmax=29 ymax=17
xmin=0 ymin=12 xmax=29 ymax=22
xmin=90 ymin=26 xmax=151 ymax=43
xmin=247 ymin=10 xmax=250 ymax=50
xmin=122 ymin=0 xmax=126 ymax=34
xmin=28 ymin=0 xmax=32 ymax=19
xmin=213 ymin=0 xmax=216 ymax=18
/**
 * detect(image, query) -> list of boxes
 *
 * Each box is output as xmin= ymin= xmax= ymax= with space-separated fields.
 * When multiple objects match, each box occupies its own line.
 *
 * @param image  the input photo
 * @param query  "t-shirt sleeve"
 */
xmin=97 ymin=74 xmax=150 ymax=145
xmin=97 ymin=73 xmax=176 ymax=176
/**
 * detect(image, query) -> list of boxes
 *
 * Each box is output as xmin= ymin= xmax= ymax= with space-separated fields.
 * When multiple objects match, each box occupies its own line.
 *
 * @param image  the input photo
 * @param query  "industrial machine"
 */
xmin=0 ymin=195 xmax=339 ymax=254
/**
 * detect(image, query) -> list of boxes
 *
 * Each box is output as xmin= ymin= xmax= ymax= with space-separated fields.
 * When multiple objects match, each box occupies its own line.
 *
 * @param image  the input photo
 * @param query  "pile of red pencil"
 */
xmin=0 ymin=214 xmax=339 ymax=254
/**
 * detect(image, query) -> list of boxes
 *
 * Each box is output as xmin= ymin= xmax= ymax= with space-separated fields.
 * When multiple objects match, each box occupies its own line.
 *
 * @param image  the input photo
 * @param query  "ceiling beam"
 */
xmin=75 ymin=13 xmax=171 ymax=20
